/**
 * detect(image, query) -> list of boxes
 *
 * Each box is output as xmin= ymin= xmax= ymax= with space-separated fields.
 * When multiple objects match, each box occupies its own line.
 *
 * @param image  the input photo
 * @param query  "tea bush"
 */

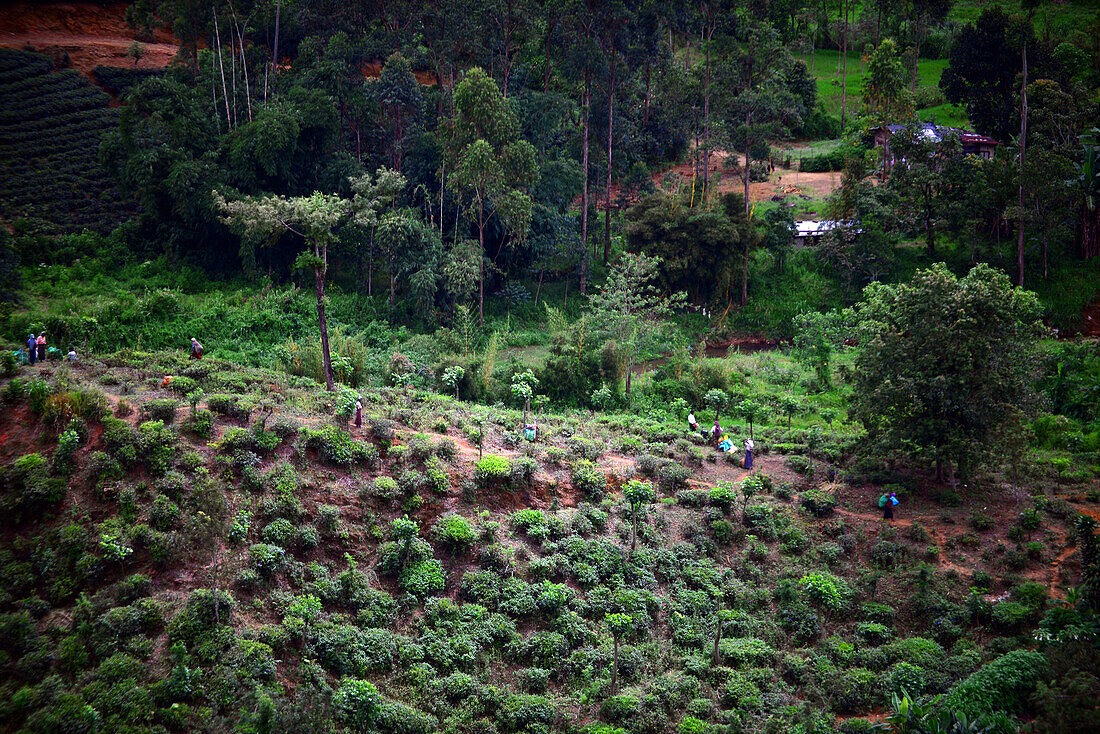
xmin=799 ymin=489 xmax=836 ymax=517
xmin=301 ymin=425 xmax=373 ymax=465
xmin=0 ymin=453 xmax=65 ymax=522
xmin=572 ymin=460 xmax=607 ymax=501
xmin=474 ymin=455 xmax=512 ymax=488
xmin=141 ymin=398 xmax=179 ymax=423
xmin=432 ymin=515 xmax=475 ymax=555
xmin=946 ymin=650 xmax=1050 ymax=717
xmin=206 ymin=393 xmax=256 ymax=421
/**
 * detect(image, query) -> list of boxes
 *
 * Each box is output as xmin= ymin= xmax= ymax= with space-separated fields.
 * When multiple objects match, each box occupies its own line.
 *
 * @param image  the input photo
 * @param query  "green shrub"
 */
xmin=885 ymin=661 xmax=931 ymax=696
xmin=431 ymin=515 xmax=475 ymax=555
xmin=831 ymin=667 xmax=876 ymax=713
xmin=397 ymin=469 xmax=425 ymax=495
xmin=785 ymin=455 xmax=813 ymax=475
xmin=0 ymin=453 xmax=65 ymax=521
xmin=572 ymin=460 xmax=607 ymax=500
xmin=249 ymin=544 xmax=285 ymax=576
xmin=184 ymin=408 xmax=215 ymax=438
xmin=262 ymin=519 xmax=296 ymax=548
xmin=334 ymin=677 xmax=382 ymax=731
xmin=718 ymin=637 xmax=775 ymax=667
xmin=709 ymin=482 xmax=736 ymax=510
xmin=884 ymin=637 xmax=945 ymax=669
xmin=990 ymin=601 xmax=1031 ymax=630
xmin=511 ymin=509 xmax=548 ymax=534
xmin=424 ymin=457 xmax=449 ymax=494
xmin=799 ymin=572 xmax=851 ymax=612
xmin=206 ymin=393 xmax=256 ymax=421
xmin=855 ymin=622 xmax=892 ymax=646
xmin=946 ymin=650 xmax=1049 ymax=717
xmin=301 ymin=425 xmax=373 ymax=465
xmin=400 ymin=559 xmax=446 ymax=598
xmin=800 ymin=488 xmax=836 ymax=517
xmin=657 ymin=462 xmax=692 ymax=492
xmin=371 ymin=476 xmax=400 ymax=500
xmin=138 ymin=420 xmax=177 ymax=476
xmin=474 ymin=455 xmax=511 ymax=487
xmin=141 ymin=398 xmax=179 ymax=423
xmin=149 ymin=495 xmax=181 ymax=531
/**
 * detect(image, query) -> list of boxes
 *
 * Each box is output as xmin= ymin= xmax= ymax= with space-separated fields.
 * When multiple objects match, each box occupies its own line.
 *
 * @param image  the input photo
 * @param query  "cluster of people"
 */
xmin=25 ymin=332 xmax=46 ymax=364
xmin=687 ymin=410 xmax=754 ymax=469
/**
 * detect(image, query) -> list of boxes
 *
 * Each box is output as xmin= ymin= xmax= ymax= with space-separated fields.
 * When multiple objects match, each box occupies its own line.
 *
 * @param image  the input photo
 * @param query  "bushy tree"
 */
xmin=587 ymin=252 xmax=686 ymax=398
xmin=852 ymin=263 xmax=1046 ymax=481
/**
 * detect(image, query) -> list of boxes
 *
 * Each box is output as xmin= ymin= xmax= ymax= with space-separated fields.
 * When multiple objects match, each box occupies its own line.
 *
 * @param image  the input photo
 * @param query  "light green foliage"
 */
xmin=799 ymin=573 xmax=851 ymax=613
xmin=709 ymin=481 xmax=737 ymax=511
xmin=442 ymin=366 xmax=465 ymax=399
xmin=704 ymin=389 xmax=730 ymax=420
xmin=432 ymin=515 xmax=475 ymax=554
xmin=474 ymin=455 xmax=512 ymax=487
xmin=587 ymin=252 xmax=687 ymax=395
xmin=301 ymin=425 xmax=373 ymax=465
xmin=334 ymin=677 xmax=381 ymax=731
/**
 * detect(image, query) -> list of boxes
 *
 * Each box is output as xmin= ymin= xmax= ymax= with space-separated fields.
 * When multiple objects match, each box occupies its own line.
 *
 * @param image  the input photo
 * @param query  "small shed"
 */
xmin=795 ymin=220 xmax=861 ymax=245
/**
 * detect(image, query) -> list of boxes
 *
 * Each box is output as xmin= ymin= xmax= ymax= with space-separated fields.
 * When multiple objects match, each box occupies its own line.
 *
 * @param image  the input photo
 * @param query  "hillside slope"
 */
xmin=0 ymin=351 xmax=1094 ymax=733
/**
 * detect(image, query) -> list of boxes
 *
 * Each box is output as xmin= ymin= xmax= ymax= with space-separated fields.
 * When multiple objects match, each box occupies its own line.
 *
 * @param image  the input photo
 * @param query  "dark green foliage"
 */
xmin=301 ymin=425 xmax=373 ymax=465
xmin=800 ymin=489 xmax=837 ymax=517
xmin=947 ymin=650 xmax=1050 ymax=718
xmin=141 ymin=397 xmax=179 ymax=423
xmin=0 ymin=453 xmax=65 ymax=522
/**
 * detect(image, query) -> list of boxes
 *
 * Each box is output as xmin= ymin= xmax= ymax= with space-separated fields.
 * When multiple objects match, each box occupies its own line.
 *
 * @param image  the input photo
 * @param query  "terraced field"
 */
xmin=0 ymin=48 xmax=131 ymax=234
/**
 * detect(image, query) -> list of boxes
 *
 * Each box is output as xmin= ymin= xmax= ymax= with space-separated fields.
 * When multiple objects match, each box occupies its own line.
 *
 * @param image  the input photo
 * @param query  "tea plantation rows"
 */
xmin=0 ymin=49 xmax=132 ymax=234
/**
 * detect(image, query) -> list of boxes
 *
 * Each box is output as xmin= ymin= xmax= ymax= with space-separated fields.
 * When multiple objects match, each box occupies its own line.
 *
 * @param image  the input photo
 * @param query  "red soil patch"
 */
xmin=0 ymin=1 xmax=179 ymax=76
xmin=1080 ymin=299 xmax=1100 ymax=337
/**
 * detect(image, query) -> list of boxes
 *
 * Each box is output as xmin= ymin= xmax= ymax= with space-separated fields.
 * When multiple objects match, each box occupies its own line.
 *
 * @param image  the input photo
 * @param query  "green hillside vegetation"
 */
xmin=0 ymin=320 xmax=1096 ymax=733
xmin=1 ymin=1 xmax=1099 ymax=732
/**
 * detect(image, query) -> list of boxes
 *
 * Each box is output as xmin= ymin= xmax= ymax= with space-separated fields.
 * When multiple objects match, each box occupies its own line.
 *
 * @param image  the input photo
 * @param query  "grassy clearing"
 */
xmin=794 ymin=49 xmax=964 ymax=126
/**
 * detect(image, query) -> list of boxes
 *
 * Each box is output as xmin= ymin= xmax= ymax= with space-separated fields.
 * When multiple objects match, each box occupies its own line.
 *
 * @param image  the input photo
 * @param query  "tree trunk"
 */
xmin=925 ymin=204 xmax=935 ymax=256
xmin=910 ymin=23 xmax=922 ymax=93
xmin=711 ymin=617 xmax=722 ymax=665
xmin=268 ymin=0 xmax=280 ymax=102
xmin=604 ymin=80 xmax=615 ymax=265
xmin=611 ymin=637 xmax=620 ymax=695
xmin=580 ymin=79 xmax=591 ymax=294
xmin=314 ymin=248 xmax=334 ymax=392
xmin=840 ymin=0 xmax=848 ymax=130
xmin=213 ymin=7 xmax=232 ymax=128
xmin=743 ymin=119 xmax=752 ymax=217
xmin=1017 ymin=41 xmax=1028 ymax=287
xmin=478 ymin=200 xmax=486 ymax=327
xmin=703 ymin=22 xmax=712 ymax=195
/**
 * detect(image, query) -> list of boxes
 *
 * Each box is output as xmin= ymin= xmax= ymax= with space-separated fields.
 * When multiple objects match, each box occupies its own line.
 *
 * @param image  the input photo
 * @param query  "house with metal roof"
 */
xmin=872 ymin=123 xmax=1000 ymax=168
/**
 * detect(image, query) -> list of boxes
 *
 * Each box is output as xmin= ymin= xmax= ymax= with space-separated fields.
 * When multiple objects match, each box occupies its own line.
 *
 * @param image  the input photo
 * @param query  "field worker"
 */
xmin=36 ymin=332 xmax=46 ymax=361
xmin=711 ymin=419 xmax=722 ymax=447
xmin=879 ymin=491 xmax=899 ymax=520
xmin=189 ymin=337 xmax=204 ymax=360
xmin=743 ymin=437 xmax=754 ymax=469
xmin=354 ymin=397 xmax=363 ymax=429
xmin=26 ymin=334 xmax=36 ymax=365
